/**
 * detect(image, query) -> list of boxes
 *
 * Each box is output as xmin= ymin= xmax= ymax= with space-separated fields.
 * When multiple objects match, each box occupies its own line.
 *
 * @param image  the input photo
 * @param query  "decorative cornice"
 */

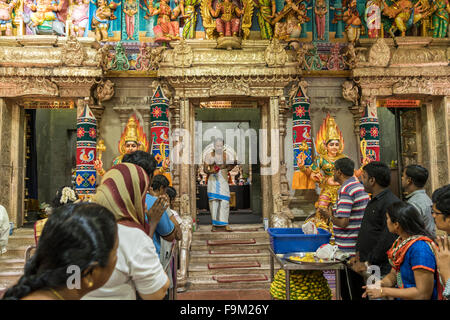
xmin=159 ymin=39 xmax=298 ymax=78
xmin=0 ymin=36 xmax=103 ymax=78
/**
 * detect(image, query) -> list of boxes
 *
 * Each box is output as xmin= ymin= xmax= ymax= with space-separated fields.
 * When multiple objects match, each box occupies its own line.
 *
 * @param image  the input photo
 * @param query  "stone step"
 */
xmin=208 ymin=261 xmax=261 ymax=269
xmin=7 ymin=235 xmax=35 ymax=246
xmin=196 ymin=224 xmax=264 ymax=232
xmin=206 ymin=239 xmax=257 ymax=246
xmin=213 ymin=274 xmax=268 ymax=283
xmin=208 ymin=249 xmax=261 ymax=255
xmin=187 ymin=275 xmax=271 ymax=291
xmin=9 ymin=228 xmax=35 ymax=236
xmin=1 ymin=245 xmax=32 ymax=259
xmin=190 ymin=239 xmax=270 ymax=251
xmin=193 ymin=231 xmax=268 ymax=241
xmin=188 ymin=264 xmax=280 ymax=277
xmin=189 ymin=250 xmax=270 ymax=264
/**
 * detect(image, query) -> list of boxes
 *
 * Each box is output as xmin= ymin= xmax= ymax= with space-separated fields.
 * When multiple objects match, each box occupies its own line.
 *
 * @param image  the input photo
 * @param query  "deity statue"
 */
xmin=123 ymin=0 xmax=138 ymax=40
xmin=91 ymin=0 xmax=121 ymax=41
xmin=25 ymin=0 xmax=68 ymax=35
xmin=150 ymin=0 xmax=181 ymax=41
xmin=314 ymin=0 xmax=328 ymax=40
xmin=178 ymin=0 xmax=201 ymax=39
xmin=272 ymin=0 xmax=307 ymax=40
xmin=297 ymin=114 xmax=346 ymax=233
xmin=94 ymin=115 xmax=149 ymax=176
xmin=0 ymin=0 xmax=18 ymax=36
xmin=382 ymin=0 xmax=431 ymax=37
xmin=342 ymin=0 xmax=361 ymax=42
xmin=430 ymin=0 xmax=450 ymax=37
xmin=365 ymin=0 xmax=382 ymax=38
xmin=253 ymin=0 xmax=276 ymax=39
xmin=208 ymin=0 xmax=245 ymax=37
xmin=69 ymin=0 xmax=89 ymax=37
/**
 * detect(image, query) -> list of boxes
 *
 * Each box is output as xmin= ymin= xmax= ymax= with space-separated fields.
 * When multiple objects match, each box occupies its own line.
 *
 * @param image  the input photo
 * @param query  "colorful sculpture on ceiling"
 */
xmin=253 ymin=0 xmax=276 ymax=39
xmin=343 ymin=0 xmax=361 ymax=42
xmin=150 ymin=0 xmax=181 ymax=41
xmin=272 ymin=0 xmax=308 ymax=40
xmin=179 ymin=0 xmax=201 ymax=39
xmin=201 ymin=0 xmax=253 ymax=40
xmin=24 ymin=0 xmax=68 ymax=35
xmin=0 ymin=0 xmax=19 ymax=36
xmin=365 ymin=0 xmax=382 ymax=38
xmin=91 ymin=0 xmax=120 ymax=41
xmin=69 ymin=0 xmax=90 ymax=36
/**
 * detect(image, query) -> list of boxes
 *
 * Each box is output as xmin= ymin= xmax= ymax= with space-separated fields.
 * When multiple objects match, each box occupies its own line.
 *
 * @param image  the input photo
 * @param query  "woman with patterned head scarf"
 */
xmin=83 ymin=163 xmax=170 ymax=300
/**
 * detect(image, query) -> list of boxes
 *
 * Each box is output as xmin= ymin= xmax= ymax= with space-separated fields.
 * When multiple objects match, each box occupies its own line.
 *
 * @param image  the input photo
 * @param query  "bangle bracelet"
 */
xmin=380 ymin=288 xmax=383 ymax=297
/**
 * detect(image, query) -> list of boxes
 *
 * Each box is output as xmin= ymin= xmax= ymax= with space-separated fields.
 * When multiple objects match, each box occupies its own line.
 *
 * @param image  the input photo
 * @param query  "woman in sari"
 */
xmin=363 ymin=201 xmax=440 ymax=300
xmin=83 ymin=162 xmax=170 ymax=300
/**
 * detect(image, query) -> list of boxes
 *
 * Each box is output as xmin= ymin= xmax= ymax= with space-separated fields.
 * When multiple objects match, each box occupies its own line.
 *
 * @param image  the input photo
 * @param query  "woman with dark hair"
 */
xmin=363 ymin=201 xmax=440 ymax=300
xmin=83 ymin=163 xmax=170 ymax=300
xmin=2 ymin=203 xmax=118 ymax=300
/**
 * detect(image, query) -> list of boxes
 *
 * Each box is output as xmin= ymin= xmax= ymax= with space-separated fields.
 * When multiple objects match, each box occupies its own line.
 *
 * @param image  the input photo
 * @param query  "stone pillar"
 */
xmin=0 ymin=99 xmax=25 ymax=227
xmin=169 ymin=98 xmax=181 ymax=212
xmin=178 ymin=97 xmax=194 ymax=219
xmin=259 ymin=99 xmax=272 ymax=223
xmin=278 ymin=97 xmax=290 ymax=202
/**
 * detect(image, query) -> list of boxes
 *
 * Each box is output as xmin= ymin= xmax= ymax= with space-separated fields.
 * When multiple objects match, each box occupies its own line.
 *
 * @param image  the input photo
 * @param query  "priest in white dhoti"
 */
xmin=203 ymin=138 xmax=237 ymax=232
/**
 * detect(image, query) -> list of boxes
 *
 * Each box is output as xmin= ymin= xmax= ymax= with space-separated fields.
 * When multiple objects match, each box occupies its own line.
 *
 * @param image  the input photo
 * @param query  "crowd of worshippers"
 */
xmin=0 ymin=154 xmax=449 ymax=300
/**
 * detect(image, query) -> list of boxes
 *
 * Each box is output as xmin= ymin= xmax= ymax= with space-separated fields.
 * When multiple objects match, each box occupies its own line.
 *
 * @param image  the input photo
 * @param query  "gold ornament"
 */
xmin=118 ymin=115 xmax=149 ymax=155
xmin=315 ymin=114 xmax=344 ymax=156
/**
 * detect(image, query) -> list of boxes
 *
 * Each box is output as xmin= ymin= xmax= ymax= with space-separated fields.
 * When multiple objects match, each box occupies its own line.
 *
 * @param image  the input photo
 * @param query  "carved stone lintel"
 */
xmin=11 ymin=78 xmax=59 ymax=97
xmin=265 ymin=38 xmax=288 ymax=68
xmin=167 ymin=39 xmax=194 ymax=68
xmin=209 ymin=78 xmax=250 ymax=96
xmin=61 ymin=35 xmax=86 ymax=67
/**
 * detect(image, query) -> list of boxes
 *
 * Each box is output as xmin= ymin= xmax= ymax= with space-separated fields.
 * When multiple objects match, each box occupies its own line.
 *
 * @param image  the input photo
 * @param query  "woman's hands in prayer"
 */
xmin=148 ymin=195 xmax=169 ymax=223
xmin=436 ymin=235 xmax=450 ymax=283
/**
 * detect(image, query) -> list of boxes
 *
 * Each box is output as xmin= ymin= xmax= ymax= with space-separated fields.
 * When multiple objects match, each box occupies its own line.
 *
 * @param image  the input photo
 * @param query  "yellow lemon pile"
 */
xmin=270 ymin=269 xmax=332 ymax=300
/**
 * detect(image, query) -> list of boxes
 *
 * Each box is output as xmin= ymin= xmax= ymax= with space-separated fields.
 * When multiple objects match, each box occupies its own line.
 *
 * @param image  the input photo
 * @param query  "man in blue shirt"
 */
xmin=122 ymin=151 xmax=179 ymax=257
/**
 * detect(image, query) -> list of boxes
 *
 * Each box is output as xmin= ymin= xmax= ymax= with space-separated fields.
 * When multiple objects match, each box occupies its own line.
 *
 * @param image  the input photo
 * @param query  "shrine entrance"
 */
xmin=194 ymin=100 xmax=262 ymax=225
xmin=21 ymin=100 xmax=78 ymax=226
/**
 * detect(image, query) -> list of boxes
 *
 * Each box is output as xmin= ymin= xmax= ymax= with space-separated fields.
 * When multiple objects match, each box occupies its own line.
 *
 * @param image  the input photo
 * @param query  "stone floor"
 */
xmin=177 ymin=289 xmax=271 ymax=300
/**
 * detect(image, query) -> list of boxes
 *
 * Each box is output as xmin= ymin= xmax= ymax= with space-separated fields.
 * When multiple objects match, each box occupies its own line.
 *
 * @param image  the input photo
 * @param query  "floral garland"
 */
xmin=60 ymin=187 xmax=78 ymax=204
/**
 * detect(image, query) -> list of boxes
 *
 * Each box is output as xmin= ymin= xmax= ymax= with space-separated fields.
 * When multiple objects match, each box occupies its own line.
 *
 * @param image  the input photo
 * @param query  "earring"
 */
xmin=88 ymin=280 xmax=94 ymax=288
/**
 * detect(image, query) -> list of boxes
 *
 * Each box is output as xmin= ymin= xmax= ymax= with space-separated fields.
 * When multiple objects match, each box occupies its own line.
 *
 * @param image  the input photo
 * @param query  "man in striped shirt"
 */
xmin=319 ymin=157 xmax=369 ymax=299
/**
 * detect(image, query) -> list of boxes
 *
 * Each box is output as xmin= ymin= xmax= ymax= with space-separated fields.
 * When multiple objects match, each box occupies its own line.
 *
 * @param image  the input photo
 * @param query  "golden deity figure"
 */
xmin=94 ymin=115 xmax=149 ymax=176
xmin=201 ymin=0 xmax=253 ymax=42
xmin=297 ymin=114 xmax=346 ymax=233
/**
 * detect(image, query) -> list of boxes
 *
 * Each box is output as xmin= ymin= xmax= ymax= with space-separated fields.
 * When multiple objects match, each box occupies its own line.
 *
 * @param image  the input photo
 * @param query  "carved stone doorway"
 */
xmin=193 ymin=99 xmax=263 ymax=225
